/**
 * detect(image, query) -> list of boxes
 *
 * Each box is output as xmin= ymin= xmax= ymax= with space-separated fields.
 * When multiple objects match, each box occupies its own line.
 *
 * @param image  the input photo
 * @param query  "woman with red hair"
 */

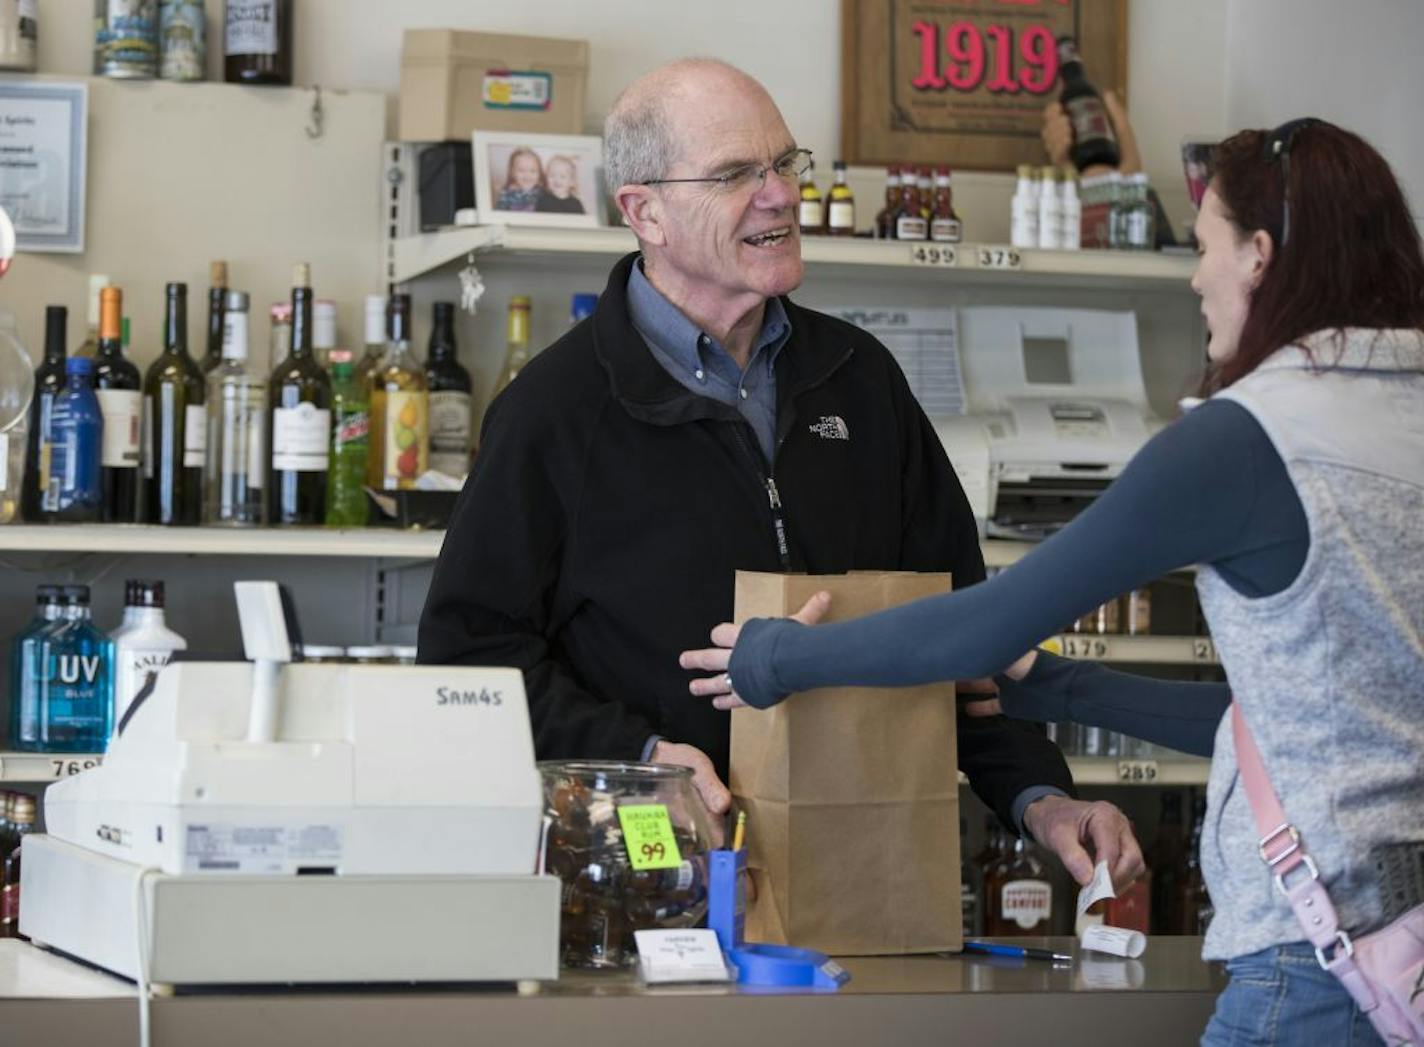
xmin=685 ymin=120 xmax=1424 ymax=1045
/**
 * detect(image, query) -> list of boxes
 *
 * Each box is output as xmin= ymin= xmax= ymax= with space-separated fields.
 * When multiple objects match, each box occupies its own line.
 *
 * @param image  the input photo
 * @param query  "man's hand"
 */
xmin=650 ymin=740 xmax=730 ymax=846
xmin=681 ymin=591 xmax=832 ymax=710
xmin=1041 ymin=89 xmax=1142 ymax=176
xmin=1023 ymin=795 xmax=1145 ymax=889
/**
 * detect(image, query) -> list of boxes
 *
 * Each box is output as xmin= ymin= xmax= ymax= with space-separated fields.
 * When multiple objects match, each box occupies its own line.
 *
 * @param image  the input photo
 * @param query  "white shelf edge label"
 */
xmin=977 ymin=245 xmax=1022 ymax=270
xmin=1060 ymin=635 xmax=1112 ymax=660
xmin=1116 ymin=759 xmax=1160 ymax=784
xmin=1192 ymin=638 xmax=1218 ymax=662
xmin=908 ymin=243 xmax=958 ymax=267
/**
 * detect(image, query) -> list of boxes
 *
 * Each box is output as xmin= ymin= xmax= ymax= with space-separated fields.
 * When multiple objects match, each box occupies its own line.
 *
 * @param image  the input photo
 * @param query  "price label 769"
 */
xmin=50 ymin=757 xmax=102 ymax=778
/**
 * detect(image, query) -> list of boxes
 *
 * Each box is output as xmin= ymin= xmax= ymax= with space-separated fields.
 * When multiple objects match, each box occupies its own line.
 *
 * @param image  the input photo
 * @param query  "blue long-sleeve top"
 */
xmin=726 ymin=399 xmax=1310 ymax=753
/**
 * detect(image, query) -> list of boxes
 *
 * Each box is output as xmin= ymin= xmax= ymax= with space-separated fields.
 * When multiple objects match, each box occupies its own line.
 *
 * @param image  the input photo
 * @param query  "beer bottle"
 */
xmin=1056 ymin=37 xmax=1120 ymax=171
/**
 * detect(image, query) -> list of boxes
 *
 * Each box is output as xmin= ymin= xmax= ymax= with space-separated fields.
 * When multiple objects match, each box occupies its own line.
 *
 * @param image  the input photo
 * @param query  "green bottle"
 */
xmin=324 ymin=349 xmax=370 ymax=527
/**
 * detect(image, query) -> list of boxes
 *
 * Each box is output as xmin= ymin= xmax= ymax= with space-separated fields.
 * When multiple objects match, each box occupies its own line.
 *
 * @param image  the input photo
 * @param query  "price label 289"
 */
xmin=1117 ymin=760 xmax=1160 ymax=784
xmin=49 ymin=757 xmax=101 ymax=777
xmin=1192 ymin=638 xmax=1218 ymax=663
xmin=909 ymin=244 xmax=957 ymax=267
xmin=977 ymin=245 xmax=1022 ymax=270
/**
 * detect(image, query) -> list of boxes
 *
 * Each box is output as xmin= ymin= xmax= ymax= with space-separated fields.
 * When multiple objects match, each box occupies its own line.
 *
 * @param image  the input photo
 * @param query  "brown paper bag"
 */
xmin=730 ymin=570 xmax=962 ymax=956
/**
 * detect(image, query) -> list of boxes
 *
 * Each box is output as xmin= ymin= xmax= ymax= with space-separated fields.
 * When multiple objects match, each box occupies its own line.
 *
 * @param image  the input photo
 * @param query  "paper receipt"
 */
xmin=1076 ymin=860 xmax=1116 ymax=920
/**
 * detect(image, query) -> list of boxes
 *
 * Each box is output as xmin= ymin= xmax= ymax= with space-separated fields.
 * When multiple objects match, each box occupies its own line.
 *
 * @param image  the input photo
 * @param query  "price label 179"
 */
xmin=1117 ymin=760 xmax=1160 ymax=784
xmin=977 ymin=245 xmax=1023 ymax=270
xmin=909 ymin=244 xmax=958 ymax=267
xmin=1061 ymin=635 xmax=1111 ymax=660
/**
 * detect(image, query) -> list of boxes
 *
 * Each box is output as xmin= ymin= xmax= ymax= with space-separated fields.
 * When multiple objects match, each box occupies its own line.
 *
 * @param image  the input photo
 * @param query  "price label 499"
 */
xmin=909 ymin=244 xmax=958 ymax=267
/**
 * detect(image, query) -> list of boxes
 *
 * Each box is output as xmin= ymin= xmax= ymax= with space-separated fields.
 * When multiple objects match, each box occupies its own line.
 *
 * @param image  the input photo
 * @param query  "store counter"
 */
xmin=0 ymin=936 xmax=1226 ymax=1047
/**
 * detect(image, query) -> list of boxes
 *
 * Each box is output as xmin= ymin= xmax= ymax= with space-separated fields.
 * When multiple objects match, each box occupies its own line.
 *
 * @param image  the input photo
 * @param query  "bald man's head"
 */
xmin=603 ymin=59 xmax=775 ymax=193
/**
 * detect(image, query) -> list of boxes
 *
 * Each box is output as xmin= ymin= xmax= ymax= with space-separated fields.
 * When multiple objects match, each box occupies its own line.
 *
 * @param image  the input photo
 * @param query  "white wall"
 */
xmin=1223 ymin=0 xmax=1424 ymax=226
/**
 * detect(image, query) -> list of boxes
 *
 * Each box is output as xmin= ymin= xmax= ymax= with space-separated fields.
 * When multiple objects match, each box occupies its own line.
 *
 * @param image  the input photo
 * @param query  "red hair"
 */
xmin=1203 ymin=122 xmax=1424 ymax=393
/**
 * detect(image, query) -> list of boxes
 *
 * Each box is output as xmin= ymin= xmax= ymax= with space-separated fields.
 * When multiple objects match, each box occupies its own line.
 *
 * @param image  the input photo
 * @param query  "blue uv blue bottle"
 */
xmin=8 ymin=585 xmax=64 ymax=747
xmin=44 ymin=356 xmax=102 ymax=522
xmin=19 ymin=585 xmax=115 ymax=752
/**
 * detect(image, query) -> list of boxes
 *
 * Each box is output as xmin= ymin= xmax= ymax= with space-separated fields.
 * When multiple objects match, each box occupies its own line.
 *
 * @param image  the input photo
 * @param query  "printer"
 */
xmin=20 ymin=582 xmax=561 ymax=987
xmin=934 ymin=306 xmax=1163 ymax=540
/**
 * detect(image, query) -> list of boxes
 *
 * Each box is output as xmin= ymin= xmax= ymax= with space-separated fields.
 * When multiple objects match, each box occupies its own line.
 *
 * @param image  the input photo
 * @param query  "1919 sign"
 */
xmin=842 ymin=0 xmax=1127 ymax=171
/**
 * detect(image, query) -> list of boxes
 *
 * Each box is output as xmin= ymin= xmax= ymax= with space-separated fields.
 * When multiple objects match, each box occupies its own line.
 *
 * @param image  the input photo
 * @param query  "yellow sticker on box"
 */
xmin=617 ymin=804 xmax=682 ymax=871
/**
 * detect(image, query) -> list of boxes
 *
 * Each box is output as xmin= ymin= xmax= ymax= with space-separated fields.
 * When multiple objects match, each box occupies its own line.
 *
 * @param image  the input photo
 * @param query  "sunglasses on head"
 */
xmin=1263 ymin=117 xmax=1321 ymax=247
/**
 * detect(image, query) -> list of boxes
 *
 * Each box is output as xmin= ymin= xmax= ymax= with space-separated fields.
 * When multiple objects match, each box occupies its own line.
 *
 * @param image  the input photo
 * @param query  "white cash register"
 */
xmin=934 ymin=306 xmax=1163 ymax=540
xmin=20 ymin=581 xmax=561 ymax=987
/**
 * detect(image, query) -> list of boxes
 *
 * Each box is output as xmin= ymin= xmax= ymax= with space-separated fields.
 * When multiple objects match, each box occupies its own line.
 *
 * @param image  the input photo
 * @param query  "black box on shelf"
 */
xmin=418 ymin=142 xmax=474 ymax=230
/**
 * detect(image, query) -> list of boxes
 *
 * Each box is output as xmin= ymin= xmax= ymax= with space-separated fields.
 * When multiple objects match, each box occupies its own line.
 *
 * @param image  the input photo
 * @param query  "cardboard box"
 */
xmin=730 ymin=571 xmax=962 ymax=956
xmin=398 ymin=29 xmax=589 ymax=143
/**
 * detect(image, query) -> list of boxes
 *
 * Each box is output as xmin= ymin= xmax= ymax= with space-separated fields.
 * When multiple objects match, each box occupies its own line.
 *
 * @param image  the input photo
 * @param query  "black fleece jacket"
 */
xmin=418 ymin=253 xmax=1074 ymax=827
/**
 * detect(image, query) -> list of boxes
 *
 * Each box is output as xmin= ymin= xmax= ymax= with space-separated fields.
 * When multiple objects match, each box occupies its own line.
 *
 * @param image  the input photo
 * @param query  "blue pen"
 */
xmin=962 ymin=941 xmax=1073 ymax=963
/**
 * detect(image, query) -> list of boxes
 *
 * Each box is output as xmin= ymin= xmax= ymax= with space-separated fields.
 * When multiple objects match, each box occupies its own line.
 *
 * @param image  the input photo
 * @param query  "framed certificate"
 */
xmin=0 ymin=81 xmax=88 ymax=253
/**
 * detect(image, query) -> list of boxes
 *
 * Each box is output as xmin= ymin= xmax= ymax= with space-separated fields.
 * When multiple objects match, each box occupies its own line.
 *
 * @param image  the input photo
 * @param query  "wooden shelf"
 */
xmin=392 ymin=224 xmax=1198 ymax=289
xmin=0 ymin=525 xmax=444 ymax=559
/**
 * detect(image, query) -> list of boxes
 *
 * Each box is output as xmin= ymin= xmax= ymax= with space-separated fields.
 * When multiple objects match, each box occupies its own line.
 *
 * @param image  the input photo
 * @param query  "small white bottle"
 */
xmin=1037 ymin=165 xmax=1063 ymax=249
xmin=1010 ymin=165 xmax=1040 ymax=248
xmin=1060 ymin=168 xmax=1082 ymax=250
xmin=108 ymin=579 xmax=142 ymax=647
xmin=113 ymin=579 xmax=188 ymax=727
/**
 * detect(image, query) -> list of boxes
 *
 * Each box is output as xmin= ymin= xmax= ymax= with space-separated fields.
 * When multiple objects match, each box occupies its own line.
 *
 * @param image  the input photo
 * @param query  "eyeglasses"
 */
xmin=1263 ymin=118 xmax=1320 ymax=247
xmin=642 ymin=148 xmax=813 ymax=194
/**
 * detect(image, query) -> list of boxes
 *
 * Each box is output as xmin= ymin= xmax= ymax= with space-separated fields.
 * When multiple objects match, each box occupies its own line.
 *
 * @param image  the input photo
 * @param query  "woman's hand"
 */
xmin=679 ymin=591 xmax=832 ymax=710
xmin=960 ymin=648 xmax=1038 ymax=718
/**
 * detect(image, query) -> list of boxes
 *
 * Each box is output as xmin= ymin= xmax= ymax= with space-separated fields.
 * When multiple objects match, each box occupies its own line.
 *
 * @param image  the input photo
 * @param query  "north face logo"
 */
xmin=809 ymin=415 xmax=850 ymax=441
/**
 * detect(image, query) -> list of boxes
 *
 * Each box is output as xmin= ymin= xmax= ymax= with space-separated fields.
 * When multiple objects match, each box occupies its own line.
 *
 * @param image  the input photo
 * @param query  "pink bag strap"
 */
xmin=1230 ymin=701 xmax=1381 ymax=1013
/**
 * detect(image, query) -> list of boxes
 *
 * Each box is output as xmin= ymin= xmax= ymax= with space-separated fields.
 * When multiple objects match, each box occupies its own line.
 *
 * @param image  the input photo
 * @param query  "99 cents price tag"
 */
xmin=617 ymin=804 xmax=683 ymax=871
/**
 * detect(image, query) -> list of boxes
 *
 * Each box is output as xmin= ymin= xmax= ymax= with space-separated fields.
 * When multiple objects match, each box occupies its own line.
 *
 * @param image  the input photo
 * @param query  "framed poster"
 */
xmin=0 ymin=81 xmax=88 ymax=253
xmin=841 ymin=0 xmax=1127 ymax=171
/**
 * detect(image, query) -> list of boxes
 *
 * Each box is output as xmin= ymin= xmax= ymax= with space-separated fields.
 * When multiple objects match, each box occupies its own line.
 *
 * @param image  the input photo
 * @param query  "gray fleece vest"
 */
xmin=1195 ymin=328 xmax=1424 ymax=960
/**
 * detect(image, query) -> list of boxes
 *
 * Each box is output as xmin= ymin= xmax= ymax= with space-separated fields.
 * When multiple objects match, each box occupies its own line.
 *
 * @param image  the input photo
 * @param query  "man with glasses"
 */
xmin=420 ymin=59 xmax=1143 ymax=882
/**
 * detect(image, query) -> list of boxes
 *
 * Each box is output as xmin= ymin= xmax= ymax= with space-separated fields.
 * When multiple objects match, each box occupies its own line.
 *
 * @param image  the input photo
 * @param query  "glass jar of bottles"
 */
xmin=539 ymin=761 xmax=715 ymax=969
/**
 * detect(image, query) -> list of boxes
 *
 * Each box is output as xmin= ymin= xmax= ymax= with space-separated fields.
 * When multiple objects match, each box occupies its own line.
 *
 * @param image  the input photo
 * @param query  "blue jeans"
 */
xmin=1201 ymin=942 xmax=1384 ymax=1046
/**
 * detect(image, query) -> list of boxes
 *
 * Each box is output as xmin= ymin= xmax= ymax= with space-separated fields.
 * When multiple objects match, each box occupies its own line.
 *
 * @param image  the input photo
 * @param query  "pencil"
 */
xmin=732 ymin=810 xmax=747 ymax=851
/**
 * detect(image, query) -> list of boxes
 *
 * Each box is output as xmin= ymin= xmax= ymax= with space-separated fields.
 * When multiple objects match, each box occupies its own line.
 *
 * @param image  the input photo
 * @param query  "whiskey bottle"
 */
xmin=825 ymin=160 xmax=855 ymax=236
xmin=797 ymin=160 xmax=824 ymax=236
xmin=929 ymin=166 xmax=962 ymax=243
xmin=984 ymin=836 xmax=1053 ymax=936
xmin=425 ymin=301 xmax=472 ymax=478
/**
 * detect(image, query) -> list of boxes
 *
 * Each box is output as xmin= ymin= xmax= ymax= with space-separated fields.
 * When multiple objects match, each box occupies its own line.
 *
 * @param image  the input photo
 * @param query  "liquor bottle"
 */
xmin=93 ymin=287 xmax=142 ymax=523
xmin=0 ymin=310 xmax=29 ymax=524
xmin=8 ymin=586 xmax=63 ymax=747
xmin=916 ymin=167 xmax=934 ymax=222
xmin=357 ymin=294 xmax=387 ymax=392
xmin=158 ymin=0 xmax=206 ymax=82
xmin=224 ymin=0 xmax=292 ymax=86
xmin=1059 ymin=168 xmax=1082 ymax=250
xmin=873 ymin=166 xmax=900 ymax=240
xmin=1104 ymin=870 xmax=1152 ymax=934
xmin=204 ymin=290 xmax=267 ymax=525
xmin=44 ymin=358 xmax=103 ymax=522
xmin=142 ymin=283 xmax=206 ymax=526
xmin=425 ymin=301 xmax=472 ymax=478
xmin=959 ymin=816 xmax=980 ymax=938
xmin=324 ymin=349 xmax=369 ymax=527
xmin=1037 ymin=166 xmax=1063 ymax=249
xmin=113 ymin=580 xmax=186 ymax=729
xmin=1106 ymin=171 xmax=1126 ymax=249
xmin=825 ymin=161 xmax=855 ymax=236
xmin=1010 ymin=165 xmax=1040 ymax=248
xmin=73 ymin=274 xmax=109 ymax=359
xmin=313 ymin=298 xmax=338 ymax=368
xmin=983 ymin=836 xmax=1053 ymax=936
xmin=19 ymin=585 xmax=114 ymax=752
xmin=267 ymin=263 xmax=331 ymax=525
xmin=929 ymin=166 xmax=962 ymax=243
xmin=893 ymin=168 xmax=927 ymax=240
xmin=1147 ymin=791 xmax=1186 ymax=934
xmin=797 ymin=160 xmax=823 ymax=236
xmin=569 ymin=293 xmax=598 ymax=326
xmin=1177 ymin=792 xmax=1215 ymax=934
xmin=492 ymin=296 xmax=532 ymax=398
xmin=21 ymin=306 xmax=67 ymax=521
xmin=269 ymin=301 xmax=292 ymax=369
xmin=109 ymin=579 xmax=141 ymax=646
xmin=202 ymin=260 xmax=228 ymax=374
xmin=367 ymin=294 xmax=428 ymax=491
xmin=1055 ymin=37 xmax=1120 ymax=171
xmin=0 ymin=795 xmax=35 ymax=939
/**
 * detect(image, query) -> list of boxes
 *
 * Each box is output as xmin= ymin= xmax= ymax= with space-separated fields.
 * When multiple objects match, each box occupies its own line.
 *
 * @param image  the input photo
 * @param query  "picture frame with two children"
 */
xmin=473 ymin=130 xmax=605 ymax=229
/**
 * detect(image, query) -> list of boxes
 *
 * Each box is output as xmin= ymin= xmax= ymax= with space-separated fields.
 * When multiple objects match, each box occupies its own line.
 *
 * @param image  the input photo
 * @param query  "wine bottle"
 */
xmin=367 ymin=294 xmax=428 ymax=491
xmin=267 ymin=263 xmax=331 ymax=524
xmin=202 ymin=260 xmax=228 ymax=374
xmin=425 ymin=301 xmax=472 ymax=477
xmin=143 ymin=283 xmax=206 ymax=526
xmin=21 ymin=306 xmax=67 ymax=521
xmin=93 ymin=287 xmax=142 ymax=523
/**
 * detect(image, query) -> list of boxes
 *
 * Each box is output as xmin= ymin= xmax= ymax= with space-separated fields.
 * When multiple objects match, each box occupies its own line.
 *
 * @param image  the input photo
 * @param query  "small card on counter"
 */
xmin=634 ymin=929 xmax=733 ymax=984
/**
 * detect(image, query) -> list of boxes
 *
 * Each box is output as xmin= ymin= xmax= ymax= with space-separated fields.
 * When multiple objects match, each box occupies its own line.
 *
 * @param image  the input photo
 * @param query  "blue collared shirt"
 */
xmin=626 ymin=260 xmax=791 ymax=465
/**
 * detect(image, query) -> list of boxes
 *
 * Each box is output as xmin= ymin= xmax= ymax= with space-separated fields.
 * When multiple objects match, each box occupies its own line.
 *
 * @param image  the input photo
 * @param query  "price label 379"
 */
xmin=977 ymin=245 xmax=1023 ymax=270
